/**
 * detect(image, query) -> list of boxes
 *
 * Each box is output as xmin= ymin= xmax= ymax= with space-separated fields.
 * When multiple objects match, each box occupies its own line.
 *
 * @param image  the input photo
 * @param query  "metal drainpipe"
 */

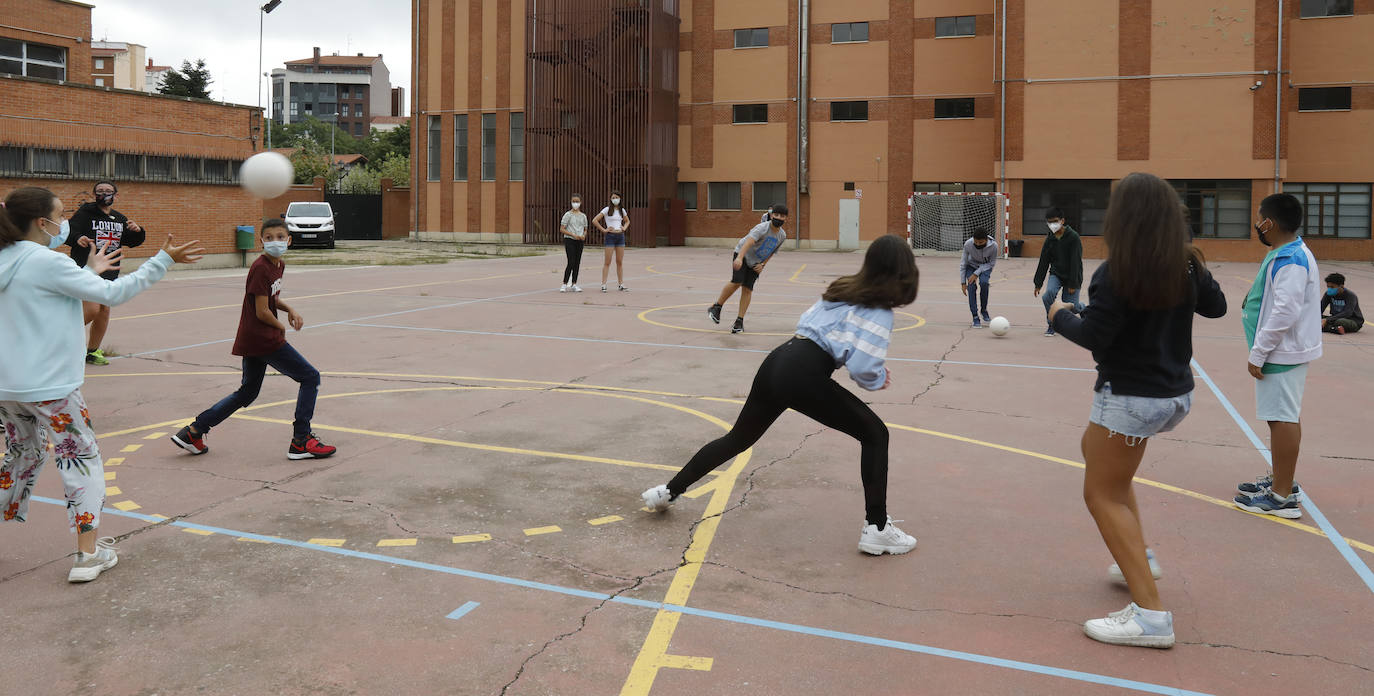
xmin=412 ymin=0 xmax=421 ymax=240
xmin=999 ymin=0 xmax=1006 ymax=196
xmin=1274 ymin=0 xmax=1284 ymax=192
xmin=797 ymin=0 xmax=809 ymax=248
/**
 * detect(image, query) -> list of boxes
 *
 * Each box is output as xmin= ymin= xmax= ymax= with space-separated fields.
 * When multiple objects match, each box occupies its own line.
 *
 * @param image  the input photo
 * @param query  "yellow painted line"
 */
xmin=112 ymin=500 xmax=141 ymax=511
xmin=182 ymin=528 xmax=214 ymax=536
xmin=681 ymin=481 xmax=719 ymax=499
xmin=105 ymin=486 xmax=122 ymax=496
xmin=148 ymin=513 xmax=169 ymax=520
xmin=787 ymin=263 xmax=807 ymax=283
xmin=113 ymin=270 xmax=543 ymax=321
xmin=237 ymin=537 xmax=274 ymax=543
xmin=104 ymin=457 xmax=123 ymax=466
xmin=142 ymin=431 xmax=168 ymax=440
xmin=588 ymin=515 xmax=623 ymax=526
xmin=523 ymin=525 xmax=562 ymax=536
xmin=643 ymin=264 xmax=721 ymax=283
xmin=637 ymin=302 xmax=925 ymax=336
xmin=104 ymin=471 xmax=116 ymax=481
xmin=657 ymin=655 xmax=713 ymax=671
xmin=452 ymin=533 xmax=492 ymax=544
xmin=377 ymin=538 xmax=418 ymax=547
xmin=307 ymin=538 xmax=346 ymax=547
xmin=120 ymin=444 xmax=142 ymax=453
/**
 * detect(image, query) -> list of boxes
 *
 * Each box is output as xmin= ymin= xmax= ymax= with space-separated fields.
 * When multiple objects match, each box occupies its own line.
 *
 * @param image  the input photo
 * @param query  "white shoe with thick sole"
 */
xmin=572 ymin=284 xmax=583 ymax=293
xmin=642 ymin=485 xmax=673 ymax=512
xmin=1083 ymin=603 xmax=1175 ymax=648
xmin=68 ymin=537 xmax=118 ymax=583
xmin=1108 ymin=548 xmax=1162 ymax=582
xmin=858 ymin=518 xmax=917 ymax=555
xmin=559 ymin=284 xmax=568 ymax=293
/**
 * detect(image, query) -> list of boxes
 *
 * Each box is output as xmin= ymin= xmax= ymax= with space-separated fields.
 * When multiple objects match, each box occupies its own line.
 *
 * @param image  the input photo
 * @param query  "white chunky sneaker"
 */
xmin=559 ymin=284 xmax=568 ymax=293
xmin=858 ymin=518 xmax=917 ymax=555
xmin=1083 ymin=603 xmax=1175 ymax=648
xmin=572 ymin=284 xmax=583 ymax=293
xmin=642 ymin=485 xmax=673 ymax=512
xmin=1108 ymin=548 xmax=1163 ymax=582
xmin=68 ymin=537 xmax=118 ymax=583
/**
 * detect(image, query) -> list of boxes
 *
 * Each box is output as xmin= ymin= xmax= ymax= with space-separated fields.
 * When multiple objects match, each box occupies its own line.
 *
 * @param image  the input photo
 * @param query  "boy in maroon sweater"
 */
xmin=171 ymin=220 xmax=337 ymax=460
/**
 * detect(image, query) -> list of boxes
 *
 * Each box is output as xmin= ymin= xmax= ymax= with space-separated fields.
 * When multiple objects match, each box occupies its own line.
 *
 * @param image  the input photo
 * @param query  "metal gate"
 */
xmin=325 ymin=193 xmax=383 ymax=240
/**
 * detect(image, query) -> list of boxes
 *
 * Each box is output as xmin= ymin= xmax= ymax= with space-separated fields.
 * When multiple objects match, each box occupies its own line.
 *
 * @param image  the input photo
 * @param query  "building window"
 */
xmin=831 ymin=22 xmax=869 ymax=43
xmin=0 ymin=39 xmax=67 ymax=80
xmin=753 ymin=182 xmax=787 ymax=211
xmin=73 ymin=151 xmax=104 ymax=177
xmin=94 ymin=58 xmax=105 ymax=70
xmin=0 ymin=146 xmax=23 ymax=175
xmin=732 ymin=104 xmax=768 ymax=124
xmin=427 ymin=115 xmax=441 ymax=181
xmin=290 ymin=101 xmax=299 ymax=116
xmin=934 ymin=98 xmax=976 ymax=119
xmin=31 ymin=149 xmax=67 ymax=175
xmin=935 ymin=16 xmax=978 ymax=37
xmin=708 ymin=182 xmax=742 ymax=211
xmin=914 ymin=182 xmax=997 ymax=193
xmin=733 ymin=28 xmax=769 ymax=48
xmin=204 ymin=159 xmax=232 ymax=181
xmin=115 ymin=154 xmax=141 ymax=178
xmin=678 ymin=182 xmax=697 ymax=210
xmin=1300 ymin=0 xmax=1354 ymax=18
xmin=145 ymin=156 xmax=174 ymax=180
xmin=353 ymin=122 xmax=364 ymax=137
xmin=454 ymin=114 xmax=468 ymax=181
xmin=1298 ymin=87 xmax=1352 ymax=111
xmin=830 ymin=101 xmax=868 ymax=121
xmin=510 ymin=112 xmax=524 ymax=181
xmin=1022 ymin=180 xmax=1111 ymax=236
xmin=481 ymin=113 xmax=496 ymax=181
xmin=1172 ymin=180 xmax=1251 ymax=239
xmin=1284 ymin=183 xmax=1372 ymax=238
xmin=341 ymin=104 xmax=350 ymax=117
xmin=94 ymin=77 xmax=106 ymax=87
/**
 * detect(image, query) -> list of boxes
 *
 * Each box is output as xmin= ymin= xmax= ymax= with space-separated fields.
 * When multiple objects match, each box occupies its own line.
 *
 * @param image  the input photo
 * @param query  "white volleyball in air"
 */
xmin=990 ymin=316 xmax=1011 ymax=336
xmin=239 ymin=151 xmax=294 ymax=199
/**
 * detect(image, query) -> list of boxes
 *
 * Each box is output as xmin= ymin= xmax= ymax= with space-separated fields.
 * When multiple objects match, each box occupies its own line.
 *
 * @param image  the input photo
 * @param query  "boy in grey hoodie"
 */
xmin=960 ymin=228 xmax=998 ymax=328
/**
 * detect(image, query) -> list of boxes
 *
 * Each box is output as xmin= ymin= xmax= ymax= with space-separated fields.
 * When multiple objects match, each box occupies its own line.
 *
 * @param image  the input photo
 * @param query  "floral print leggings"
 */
xmin=0 ymin=390 xmax=104 ymax=533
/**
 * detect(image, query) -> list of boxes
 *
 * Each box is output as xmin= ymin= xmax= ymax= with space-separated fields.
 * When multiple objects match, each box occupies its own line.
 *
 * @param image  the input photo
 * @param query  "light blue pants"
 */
xmin=1042 ymin=275 xmax=1084 ymax=330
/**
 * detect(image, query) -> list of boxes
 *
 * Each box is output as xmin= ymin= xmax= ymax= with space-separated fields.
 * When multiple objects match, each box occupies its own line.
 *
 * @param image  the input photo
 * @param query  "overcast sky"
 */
xmin=89 ymin=0 xmax=413 ymax=110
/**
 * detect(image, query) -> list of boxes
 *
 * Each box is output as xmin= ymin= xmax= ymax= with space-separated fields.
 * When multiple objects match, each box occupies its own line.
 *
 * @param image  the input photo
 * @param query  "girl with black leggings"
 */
xmin=643 ymin=234 xmax=921 ymax=556
xmin=559 ymin=194 xmax=587 ymax=292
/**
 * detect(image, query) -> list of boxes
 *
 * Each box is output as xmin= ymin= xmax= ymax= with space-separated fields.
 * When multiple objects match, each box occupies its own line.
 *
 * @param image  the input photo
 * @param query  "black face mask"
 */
xmin=95 ymin=193 xmax=115 ymax=207
xmin=1255 ymin=221 xmax=1272 ymax=247
xmin=770 ymin=217 xmax=784 ymax=228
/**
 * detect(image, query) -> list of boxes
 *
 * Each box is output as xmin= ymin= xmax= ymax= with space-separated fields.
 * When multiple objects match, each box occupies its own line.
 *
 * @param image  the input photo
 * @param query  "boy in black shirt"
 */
xmin=1321 ymin=273 xmax=1363 ymax=335
xmin=66 ymin=181 xmax=146 ymax=365
xmin=1033 ymin=207 xmax=1084 ymax=337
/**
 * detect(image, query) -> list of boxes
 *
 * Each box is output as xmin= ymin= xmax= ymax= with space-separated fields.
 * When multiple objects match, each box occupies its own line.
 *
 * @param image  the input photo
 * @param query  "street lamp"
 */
xmin=330 ymin=110 xmax=339 ymax=192
xmin=259 ymin=0 xmax=283 ymax=149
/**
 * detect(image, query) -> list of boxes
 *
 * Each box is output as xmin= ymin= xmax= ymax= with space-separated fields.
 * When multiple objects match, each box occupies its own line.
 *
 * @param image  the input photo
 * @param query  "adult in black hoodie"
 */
xmin=66 ymin=181 xmax=146 ymax=365
xmin=1046 ymin=173 xmax=1227 ymax=649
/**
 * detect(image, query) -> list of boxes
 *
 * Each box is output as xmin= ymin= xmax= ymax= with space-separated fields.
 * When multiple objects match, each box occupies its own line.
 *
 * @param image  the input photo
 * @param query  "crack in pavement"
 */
xmin=1177 ymin=641 xmax=1373 ymax=673
xmin=910 ymin=327 xmax=969 ymax=405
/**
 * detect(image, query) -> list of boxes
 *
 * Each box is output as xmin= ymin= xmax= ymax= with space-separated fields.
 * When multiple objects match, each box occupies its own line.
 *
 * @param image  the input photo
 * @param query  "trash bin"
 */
xmin=1007 ymin=239 xmax=1025 ymax=258
xmin=235 ymin=225 xmax=256 ymax=251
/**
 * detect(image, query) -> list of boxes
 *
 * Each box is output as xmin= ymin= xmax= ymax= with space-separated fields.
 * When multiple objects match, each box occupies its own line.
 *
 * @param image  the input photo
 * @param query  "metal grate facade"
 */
xmin=524 ymin=0 xmax=679 ymax=246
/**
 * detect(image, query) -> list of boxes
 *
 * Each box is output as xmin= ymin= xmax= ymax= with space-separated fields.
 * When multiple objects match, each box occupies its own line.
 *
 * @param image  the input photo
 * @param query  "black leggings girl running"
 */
xmin=667 ymin=336 xmax=890 ymax=526
xmin=563 ymin=238 xmax=584 ymax=284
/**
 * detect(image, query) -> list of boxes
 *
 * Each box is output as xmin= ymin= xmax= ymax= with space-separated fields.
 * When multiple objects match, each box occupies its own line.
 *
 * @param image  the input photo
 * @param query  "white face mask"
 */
xmin=571 ymin=202 xmax=581 ymax=210
xmin=610 ymin=197 xmax=621 ymax=206
xmin=1048 ymin=222 xmax=1063 ymax=233
xmin=263 ymin=240 xmax=288 ymax=258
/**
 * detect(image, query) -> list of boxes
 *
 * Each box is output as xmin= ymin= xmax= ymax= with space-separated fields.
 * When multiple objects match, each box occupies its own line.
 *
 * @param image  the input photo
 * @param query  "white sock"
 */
xmin=1135 ymin=605 xmax=1171 ymax=623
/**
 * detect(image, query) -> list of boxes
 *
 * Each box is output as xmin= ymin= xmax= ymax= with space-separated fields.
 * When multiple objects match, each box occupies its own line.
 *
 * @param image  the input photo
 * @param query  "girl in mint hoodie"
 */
xmin=0 ymin=187 xmax=202 ymax=583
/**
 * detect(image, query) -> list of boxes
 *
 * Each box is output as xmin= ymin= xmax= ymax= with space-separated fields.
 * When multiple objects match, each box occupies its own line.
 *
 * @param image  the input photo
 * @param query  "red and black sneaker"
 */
xmin=170 ymin=425 xmax=208 ymax=455
xmin=287 ymin=433 xmax=337 ymax=460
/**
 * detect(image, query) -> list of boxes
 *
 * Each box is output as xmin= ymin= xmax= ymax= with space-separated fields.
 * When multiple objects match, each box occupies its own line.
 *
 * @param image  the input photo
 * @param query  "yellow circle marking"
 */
xmin=637 ymin=302 xmax=925 ymax=336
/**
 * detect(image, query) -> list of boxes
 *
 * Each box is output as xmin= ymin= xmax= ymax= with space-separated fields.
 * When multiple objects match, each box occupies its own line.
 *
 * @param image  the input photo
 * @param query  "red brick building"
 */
xmin=1 ymin=0 xmax=263 ymax=267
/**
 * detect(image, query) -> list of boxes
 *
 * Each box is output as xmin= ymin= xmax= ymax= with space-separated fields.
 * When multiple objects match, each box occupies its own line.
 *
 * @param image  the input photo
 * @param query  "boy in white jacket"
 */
xmin=1234 ymin=193 xmax=1322 ymax=519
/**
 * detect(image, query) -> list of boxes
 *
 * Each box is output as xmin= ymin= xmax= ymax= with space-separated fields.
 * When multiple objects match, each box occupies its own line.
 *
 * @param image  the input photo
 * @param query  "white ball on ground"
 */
xmin=239 ymin=152 xmax=294 ymax=199
xmin=990 ymin=316 xmax=1010 ymax=336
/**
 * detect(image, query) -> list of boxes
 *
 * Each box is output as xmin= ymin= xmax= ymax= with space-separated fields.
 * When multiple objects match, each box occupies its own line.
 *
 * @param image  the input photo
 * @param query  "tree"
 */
xmin=288 ymin=140 xmax=340 ymax=189
xmin=158 ymin=59 xmax=213 ymax=99
xmin=376 ymin=154 xmax=411 ymax=187
xmin=338 ymin=166 xmax=380 ymax=194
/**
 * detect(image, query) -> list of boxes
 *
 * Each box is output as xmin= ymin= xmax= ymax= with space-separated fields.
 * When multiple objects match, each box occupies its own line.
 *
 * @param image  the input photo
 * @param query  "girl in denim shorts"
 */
xmin=593 ymin=189 xmax=630 ymax=292
xmin=1049 ymin=173 xmax=1228 ymax=649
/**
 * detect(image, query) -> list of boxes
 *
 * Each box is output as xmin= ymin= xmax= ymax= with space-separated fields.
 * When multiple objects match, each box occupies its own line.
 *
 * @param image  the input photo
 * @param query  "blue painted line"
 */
xmin=54 ymin=496 xmax=1213 ymax=696
xmin=343 ymin=322 xmax=1099 ymax=373
xmin=446 ymin=601 xmax=481 ymax=621
xmin=1190 ymin=359 xmax=1374 ymax=594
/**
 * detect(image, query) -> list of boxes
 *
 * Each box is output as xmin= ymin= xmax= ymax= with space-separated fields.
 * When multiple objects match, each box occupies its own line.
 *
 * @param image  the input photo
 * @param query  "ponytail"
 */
xmin=1 ymin=187 xmax=57 ymax=249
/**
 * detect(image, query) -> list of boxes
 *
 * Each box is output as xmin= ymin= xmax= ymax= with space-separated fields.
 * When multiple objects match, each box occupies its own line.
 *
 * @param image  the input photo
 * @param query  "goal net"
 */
xmin=907 ymin=192 xmax=1010 ymax=256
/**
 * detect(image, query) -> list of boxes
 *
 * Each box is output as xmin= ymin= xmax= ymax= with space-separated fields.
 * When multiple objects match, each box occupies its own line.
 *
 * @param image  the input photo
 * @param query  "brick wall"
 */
xmin=380 ymin=178 xmax=411 ymax=239
xmin=0 ymin=0 xmax=92 ymax=85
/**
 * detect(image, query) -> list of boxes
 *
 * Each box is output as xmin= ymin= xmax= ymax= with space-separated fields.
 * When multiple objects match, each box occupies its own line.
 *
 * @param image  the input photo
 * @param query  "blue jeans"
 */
xmin=1041 ymin=275 xmax=1084 ymax=330
xmin=962 ymin=268 xmax=991 ymax=318
xmin=194 ymin=343 xmax=320 ymax=439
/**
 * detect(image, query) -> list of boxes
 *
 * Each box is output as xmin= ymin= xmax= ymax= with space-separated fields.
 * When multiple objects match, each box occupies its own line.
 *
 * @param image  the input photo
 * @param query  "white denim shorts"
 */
xmin=1255 ymin=363 xmax=1307 ymax=424
xmin=1090 ymin=383 xmax=1193 ymax=442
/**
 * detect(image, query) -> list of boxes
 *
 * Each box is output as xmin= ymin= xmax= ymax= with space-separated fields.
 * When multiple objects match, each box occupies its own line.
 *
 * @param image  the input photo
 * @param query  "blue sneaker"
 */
xmin=1083 ymin=603 xmax=1174 ymax=648
xmin=971 ymin=317 xmax=983 ymax=329
xmin=1234 ymin=488 xmax=1302 ymax=519
xmin=981 ymin=310 xmax=992 ymax=323
xmin=1237 ymin=474 xmax=1300 ymax=498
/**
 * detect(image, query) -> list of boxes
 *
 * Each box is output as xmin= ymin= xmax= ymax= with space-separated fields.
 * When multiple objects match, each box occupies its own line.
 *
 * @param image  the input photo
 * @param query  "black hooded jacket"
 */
xmin=67 ymin=201 xmax=147 ymax=280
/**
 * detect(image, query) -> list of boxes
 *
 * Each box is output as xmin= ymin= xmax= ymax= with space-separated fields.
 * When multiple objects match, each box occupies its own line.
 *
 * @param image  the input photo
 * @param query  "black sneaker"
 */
xmin=707 ymin=304 xmax=722 ymax=324
xmin=170 ymin=425 xmax=208 ymax=455
xmin=1238 ymin=474 xmax=1300 ymax=498
xmin=731 ymin=317 xmax=744 ymax=334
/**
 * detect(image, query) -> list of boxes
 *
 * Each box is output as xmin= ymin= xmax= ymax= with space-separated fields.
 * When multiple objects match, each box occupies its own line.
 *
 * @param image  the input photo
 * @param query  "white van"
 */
xmin=283 ymin=201 xmax=336 ymax=249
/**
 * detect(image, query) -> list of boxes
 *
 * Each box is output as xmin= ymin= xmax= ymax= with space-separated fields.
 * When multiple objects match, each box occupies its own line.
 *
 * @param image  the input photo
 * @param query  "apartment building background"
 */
xmin=90 ymin=41 xmax=147 ymax=90
xmin=412 ymin=0 xmax=1374 ymax=262
xmin=271 ymin=48 xmax=394 ymax=139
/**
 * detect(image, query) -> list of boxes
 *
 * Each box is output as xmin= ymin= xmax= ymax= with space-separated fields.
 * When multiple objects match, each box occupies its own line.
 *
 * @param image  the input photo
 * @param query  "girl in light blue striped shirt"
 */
xmin=643 ymin=235 xmax=921 ymax=556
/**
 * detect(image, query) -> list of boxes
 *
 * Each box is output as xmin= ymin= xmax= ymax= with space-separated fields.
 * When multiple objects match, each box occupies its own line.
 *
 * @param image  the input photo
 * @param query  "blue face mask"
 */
xmin=1327 ymin=287 xmax=1339 ymax=296
xmin=43 ymin=218 xmax=70 ymax=249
